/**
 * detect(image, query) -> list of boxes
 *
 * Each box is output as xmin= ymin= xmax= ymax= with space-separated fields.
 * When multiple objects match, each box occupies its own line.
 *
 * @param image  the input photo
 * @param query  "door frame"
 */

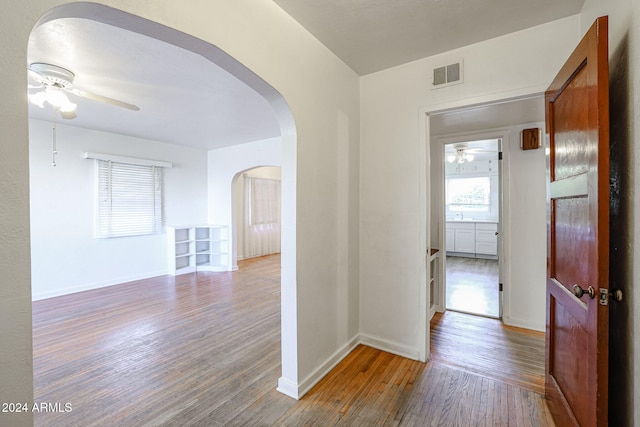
xmin=420 ymin=93 xmax=545 ymax=358
xmin=435 ymin=131 xmax=507 ymax=319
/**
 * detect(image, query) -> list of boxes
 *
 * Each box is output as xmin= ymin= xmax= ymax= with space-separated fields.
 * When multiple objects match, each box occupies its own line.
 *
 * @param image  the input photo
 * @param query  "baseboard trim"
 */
xmin=32 ymin=270 xmax=167 ymax=301
xmin=296 ymin=336 xmax=360 ymax=398
xmin=359 ymin=334 xmax=421 ymax=361
xmin=503 ymin=316 xmax=545 ymax=332
xmin=277 ymin=377 xmax=300 ymax=400
xmin=276 ymin=333 xmax=421 ymax=400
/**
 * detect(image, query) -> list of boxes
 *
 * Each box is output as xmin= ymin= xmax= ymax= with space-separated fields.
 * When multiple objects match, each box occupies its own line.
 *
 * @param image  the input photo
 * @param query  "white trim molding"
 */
xmin=84 ymin=151 xmax=173 ymax=168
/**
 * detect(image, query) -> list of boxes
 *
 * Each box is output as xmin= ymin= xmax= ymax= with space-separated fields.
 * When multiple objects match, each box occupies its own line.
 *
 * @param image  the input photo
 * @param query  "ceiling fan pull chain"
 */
xmin=52 ymin=121 xmax=57 ymax=167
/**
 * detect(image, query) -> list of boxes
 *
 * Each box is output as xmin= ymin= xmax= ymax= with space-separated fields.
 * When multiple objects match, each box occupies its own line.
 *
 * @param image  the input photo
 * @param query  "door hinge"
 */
xmin=498 ymin=151 xmax=503 ymax=160
xmin=499 ymin=283 xmax=503 ymax=292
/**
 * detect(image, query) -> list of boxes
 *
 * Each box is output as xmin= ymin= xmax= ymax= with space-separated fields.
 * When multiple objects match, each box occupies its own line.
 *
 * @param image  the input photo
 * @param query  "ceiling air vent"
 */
xmin=432 ymin=61 xmax=463 ymax=89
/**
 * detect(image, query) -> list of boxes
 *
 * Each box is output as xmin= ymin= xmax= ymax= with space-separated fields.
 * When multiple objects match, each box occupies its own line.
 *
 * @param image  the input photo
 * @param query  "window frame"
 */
xmin=87 ymin=152 xmax=171 ymax=239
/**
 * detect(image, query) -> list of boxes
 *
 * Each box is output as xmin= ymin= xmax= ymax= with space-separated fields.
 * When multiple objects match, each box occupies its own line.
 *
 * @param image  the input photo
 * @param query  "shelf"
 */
xmin=168 ymin=224 xmax=230 ymax=276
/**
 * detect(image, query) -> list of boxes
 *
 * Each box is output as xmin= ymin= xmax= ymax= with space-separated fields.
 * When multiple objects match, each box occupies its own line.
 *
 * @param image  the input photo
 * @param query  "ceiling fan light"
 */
xmin=465 ymin=153 xmax=475 ymax=162
xmin=45 ymin=87 xmax=71 ymax=108
xmin=28 ymin=91 xmax=47 ymax=108
xmin=59 ymin=101 xmax=77 ymax=113
xmin=447 ymin=154 xmax=456 ymax=163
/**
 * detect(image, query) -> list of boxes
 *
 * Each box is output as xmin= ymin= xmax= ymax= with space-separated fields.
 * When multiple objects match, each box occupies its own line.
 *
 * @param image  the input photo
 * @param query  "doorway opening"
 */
xmin=232 ymin=166 xmax=282 ymax=268
xmin=443 ymin=138 xmax=502 ymax=318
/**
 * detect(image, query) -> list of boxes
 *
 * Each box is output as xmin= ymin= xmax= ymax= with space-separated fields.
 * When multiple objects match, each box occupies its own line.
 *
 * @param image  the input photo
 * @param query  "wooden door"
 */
xmin=545 ymin=16 xmax=610 ymax=426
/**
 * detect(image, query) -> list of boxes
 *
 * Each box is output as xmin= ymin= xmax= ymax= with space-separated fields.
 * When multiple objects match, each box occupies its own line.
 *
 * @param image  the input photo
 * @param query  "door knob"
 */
xmin=573 ymin=284 xmax=595 ymax=299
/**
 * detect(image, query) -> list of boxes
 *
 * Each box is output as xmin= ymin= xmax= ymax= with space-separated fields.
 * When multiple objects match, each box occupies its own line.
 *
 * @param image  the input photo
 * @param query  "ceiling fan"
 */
xmin=27 ymin=62 xmax=140 ymax=119
xmin=446 ymin=142 xmax=495 ymax=164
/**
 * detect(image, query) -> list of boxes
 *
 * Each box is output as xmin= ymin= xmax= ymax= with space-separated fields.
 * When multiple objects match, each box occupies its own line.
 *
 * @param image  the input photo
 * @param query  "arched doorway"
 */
xmin=28 ymin=1 xmax=298 ymax=406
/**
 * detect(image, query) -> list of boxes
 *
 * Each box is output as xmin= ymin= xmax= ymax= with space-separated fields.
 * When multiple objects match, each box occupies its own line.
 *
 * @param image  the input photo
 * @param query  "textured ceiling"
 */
xmin=273 ymin=0 xmax=585 ymax=75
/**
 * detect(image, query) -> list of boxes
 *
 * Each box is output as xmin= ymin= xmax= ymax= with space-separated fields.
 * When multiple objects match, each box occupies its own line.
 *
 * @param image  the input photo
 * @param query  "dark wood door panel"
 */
xmin=552 ymin=197 xmax=591 ymax=292
xmin=545 ymin=16 xmax=609 ymax=427
xmin=549 ymin=295 xmax=589 ymax=426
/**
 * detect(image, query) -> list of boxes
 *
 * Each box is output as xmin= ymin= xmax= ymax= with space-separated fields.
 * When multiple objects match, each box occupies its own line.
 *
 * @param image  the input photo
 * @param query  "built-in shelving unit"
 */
xmin=168 ymin=225 xmax=229 ymax=275
xmin=429 ymin=248 xmax=440 ymax=320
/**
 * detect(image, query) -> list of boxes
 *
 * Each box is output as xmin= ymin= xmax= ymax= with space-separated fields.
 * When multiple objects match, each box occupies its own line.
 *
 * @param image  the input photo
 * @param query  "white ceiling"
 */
xmin=430 ymin=96 xmax=544 ymax=136
xmin=28 ymin=18 xmax=281 ymax=150
xmin=273 ymin=0 xmax=585 ymax=75
xmin=27 ymin=2 xmax=581 ymax=149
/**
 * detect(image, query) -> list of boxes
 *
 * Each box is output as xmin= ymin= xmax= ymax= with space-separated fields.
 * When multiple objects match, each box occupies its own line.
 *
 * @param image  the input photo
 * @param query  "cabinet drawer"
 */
xmin=448 ymin=222 xmax=475 ymax=230
xmin=476 ymin=241 xmax=497 ymax=255
xmin=475 ymin=222 xmax=497 ymax=231
xmin=475 ymin=229 xmax=497 ymax=243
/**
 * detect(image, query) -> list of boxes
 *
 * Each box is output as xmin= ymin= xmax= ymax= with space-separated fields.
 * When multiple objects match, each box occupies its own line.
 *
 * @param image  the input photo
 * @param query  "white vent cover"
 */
xmin=432 ymin=61 xmax=463 ymax=89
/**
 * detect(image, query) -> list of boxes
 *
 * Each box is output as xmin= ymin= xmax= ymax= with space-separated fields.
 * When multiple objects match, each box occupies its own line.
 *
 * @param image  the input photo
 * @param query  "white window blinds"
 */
xmin=95 ymin=159 xmax=163 ymax=238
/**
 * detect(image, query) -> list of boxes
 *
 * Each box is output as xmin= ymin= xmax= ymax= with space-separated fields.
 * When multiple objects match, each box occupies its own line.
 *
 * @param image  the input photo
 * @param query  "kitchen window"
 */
xmin=446 ymin=176 xmax=491 ymax=212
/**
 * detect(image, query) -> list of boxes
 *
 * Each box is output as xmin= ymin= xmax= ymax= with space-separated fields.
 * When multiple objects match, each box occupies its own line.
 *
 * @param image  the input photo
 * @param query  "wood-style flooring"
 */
xmin=446 ymin=256 xmax=500 ymax=318
xmin=33 ymin=254 xmax=553 ymax=426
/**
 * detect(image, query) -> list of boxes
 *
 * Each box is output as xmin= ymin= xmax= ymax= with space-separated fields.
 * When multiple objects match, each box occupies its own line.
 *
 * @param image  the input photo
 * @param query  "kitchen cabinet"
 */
xmin=446 ymin=221 xmax=498 ymax=257
xmin=475 ymin=223 xmax=498 ymax=256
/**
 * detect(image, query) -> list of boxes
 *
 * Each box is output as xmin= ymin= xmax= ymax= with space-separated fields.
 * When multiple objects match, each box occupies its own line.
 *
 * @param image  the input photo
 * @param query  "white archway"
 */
xmin=31 ymin=2 xmax=298 ymax=396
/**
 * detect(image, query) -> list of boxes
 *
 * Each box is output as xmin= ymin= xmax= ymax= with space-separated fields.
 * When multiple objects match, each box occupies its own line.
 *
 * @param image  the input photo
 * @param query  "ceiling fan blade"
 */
xmin=27 ymin=69 xmax=46 ymax=89
xmin=70 ymin=88 xmax=140 ymax=111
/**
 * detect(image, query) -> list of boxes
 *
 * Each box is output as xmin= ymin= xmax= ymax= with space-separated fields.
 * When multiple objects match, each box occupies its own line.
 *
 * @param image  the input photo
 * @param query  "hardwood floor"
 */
xmin=446 ymin=256 xmax=500 ymax=317
xmin=430 ymin=311 xmax=547 ymax=395
xmin=33 ymin=254 xmax=553 ymax=426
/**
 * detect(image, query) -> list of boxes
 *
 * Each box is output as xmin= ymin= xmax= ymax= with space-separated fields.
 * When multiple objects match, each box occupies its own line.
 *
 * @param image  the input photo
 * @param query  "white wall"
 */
xmin=360 ymin=17 xmax=581 ymax=359
xmin=501 ymin=122 xmax=547 ymax=330
xmin=29 ymin=119 xmax=208 ymax=300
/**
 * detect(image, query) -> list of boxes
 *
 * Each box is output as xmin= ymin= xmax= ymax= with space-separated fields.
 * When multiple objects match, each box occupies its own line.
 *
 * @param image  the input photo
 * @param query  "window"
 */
xmin=247 ymin=177 xmax=281 ymax=226
xmin=95 ymin=159 xmax=163 ymax=238
xmin=446 ymin=176 xmax=490 ymax=212
xmin=243 ymin=175 xmax=281 ymax=258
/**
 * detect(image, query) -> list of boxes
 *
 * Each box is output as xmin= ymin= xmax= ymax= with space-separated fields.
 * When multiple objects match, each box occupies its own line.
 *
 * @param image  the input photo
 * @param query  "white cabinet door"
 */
xmin=475 ymin=223 xmax=498 ymax=255
xmin=445 ymin=228 xmax=455 ymax=251
xmin=454 ymin=229 xmax=475 ymax=253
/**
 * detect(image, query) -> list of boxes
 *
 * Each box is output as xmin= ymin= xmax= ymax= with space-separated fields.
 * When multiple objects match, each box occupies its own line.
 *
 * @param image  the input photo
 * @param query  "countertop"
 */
xmin=446 ymin=219 xmax=498 ymax=223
